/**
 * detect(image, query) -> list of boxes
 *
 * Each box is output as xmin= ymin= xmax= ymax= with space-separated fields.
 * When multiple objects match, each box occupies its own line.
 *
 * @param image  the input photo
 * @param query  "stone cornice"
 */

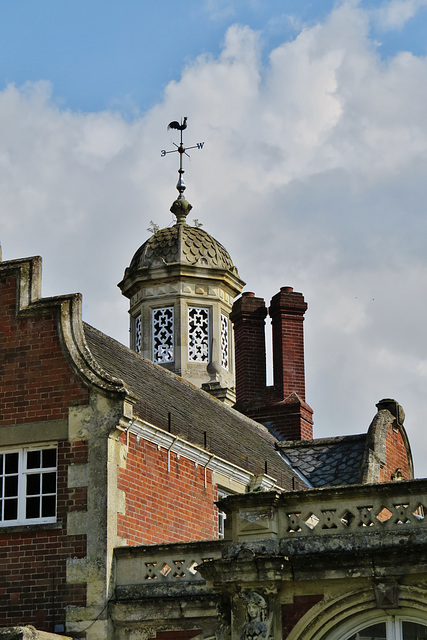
xmin=118 ymin=414 xmax=279 ymax=491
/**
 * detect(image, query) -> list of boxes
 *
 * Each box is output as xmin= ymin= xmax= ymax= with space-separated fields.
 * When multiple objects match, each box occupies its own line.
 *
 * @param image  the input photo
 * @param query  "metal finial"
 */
xmin=161 ymin=117 xmax=204 ymax=201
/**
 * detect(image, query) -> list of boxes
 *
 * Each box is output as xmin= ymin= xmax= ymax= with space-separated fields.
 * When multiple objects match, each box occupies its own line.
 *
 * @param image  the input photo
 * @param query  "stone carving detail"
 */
xmin=133 ymin=314 xmax=142 ymax=354
xmin=188 ymin=307 xmax=209 ymax=362
xmin=136 ymin=552 xmax=220 ymax=582
xmin=221 ymin=313 xmax=229 ymax=370
xmin=127 ymin=225 xmax=236 ymax=272
xmin=152 ymin=307 xmax=174 ymax=363
xmin=374 ymin=581 xmax=400 ymax=608
xmin=285 ymin=495 xmax=426 ymax=536
xmin=241 ymin=592 xmax=273 ymax=640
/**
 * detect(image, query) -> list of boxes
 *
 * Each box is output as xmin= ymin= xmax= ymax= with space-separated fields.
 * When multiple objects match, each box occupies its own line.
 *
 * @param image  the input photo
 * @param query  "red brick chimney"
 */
xmin=268 ymin=287 xmax=313 ymax=439
xmin=269 ymin=286 xmax=307 ymax=401
xmin=230 ymin=292 xmax=267 ymax=405
xmin=231 ymin=287 xmax=313 ymax=441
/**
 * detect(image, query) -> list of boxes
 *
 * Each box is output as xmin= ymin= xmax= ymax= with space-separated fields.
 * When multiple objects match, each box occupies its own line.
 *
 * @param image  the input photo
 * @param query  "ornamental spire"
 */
xmin=161 ymin=117 xmax=204 ymax=223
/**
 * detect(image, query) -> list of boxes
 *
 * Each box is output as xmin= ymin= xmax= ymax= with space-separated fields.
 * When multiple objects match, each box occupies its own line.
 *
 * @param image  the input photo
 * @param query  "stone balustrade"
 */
xmin=114 ymin=540 xmax=224 ymax=594
xmin=113 ymin=480 xmax=427 ymax=595
xmin=221 ymin=478 xmax=427 ymax=542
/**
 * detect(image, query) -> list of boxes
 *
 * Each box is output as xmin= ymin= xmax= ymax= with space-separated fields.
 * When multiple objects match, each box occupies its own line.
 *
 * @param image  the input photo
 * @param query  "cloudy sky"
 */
xmin=1 ymin=0 xmax=427 ymax=477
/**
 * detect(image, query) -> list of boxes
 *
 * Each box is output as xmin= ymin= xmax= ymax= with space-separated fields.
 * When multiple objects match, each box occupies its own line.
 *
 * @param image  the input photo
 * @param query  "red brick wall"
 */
xmin=379 ymin=425 xmax=411 ymax=482
xmin=244 ymin=397 xmax=313 ymax=441
xmin=0 ymin=275 xmax=89 ymax=427
xmin=0 ymin=440 xmax=88 ymax=631
xmin=282 ymin=595 xmax=324 ymax=638
xmin=117 ymin=434 xmax=217 ymax=544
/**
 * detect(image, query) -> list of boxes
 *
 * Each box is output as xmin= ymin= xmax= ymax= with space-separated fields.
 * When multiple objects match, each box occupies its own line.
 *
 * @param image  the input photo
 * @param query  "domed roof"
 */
xmin=127 ymin=222 xmax=239 ymax=275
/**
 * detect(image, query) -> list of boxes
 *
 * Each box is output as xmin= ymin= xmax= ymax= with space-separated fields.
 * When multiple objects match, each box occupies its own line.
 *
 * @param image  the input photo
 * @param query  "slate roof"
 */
xmin=277 ymin=435 xmax=367 ymax=487
xmin=83 ymin=323 xmax=307 ymax=492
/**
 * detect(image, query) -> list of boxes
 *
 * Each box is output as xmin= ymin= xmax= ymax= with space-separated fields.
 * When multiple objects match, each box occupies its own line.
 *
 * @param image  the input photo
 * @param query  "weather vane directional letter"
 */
xmin=161 ymin=117 xmax=204 ymax=199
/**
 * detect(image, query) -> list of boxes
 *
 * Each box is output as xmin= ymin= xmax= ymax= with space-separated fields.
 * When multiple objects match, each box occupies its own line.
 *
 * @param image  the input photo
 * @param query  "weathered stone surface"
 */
xmin=0 ymin=628 xmax=70 ymax=640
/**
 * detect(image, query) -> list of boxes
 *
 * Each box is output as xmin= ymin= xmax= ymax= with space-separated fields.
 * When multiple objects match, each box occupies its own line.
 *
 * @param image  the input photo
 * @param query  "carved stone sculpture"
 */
xmin=241 ymin=592 xmax=272 ymax=640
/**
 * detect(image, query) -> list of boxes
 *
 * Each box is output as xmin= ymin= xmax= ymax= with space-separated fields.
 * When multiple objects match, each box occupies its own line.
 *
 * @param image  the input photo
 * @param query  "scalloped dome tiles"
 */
xmin=126 ymin=224 xmax=238 ymax=275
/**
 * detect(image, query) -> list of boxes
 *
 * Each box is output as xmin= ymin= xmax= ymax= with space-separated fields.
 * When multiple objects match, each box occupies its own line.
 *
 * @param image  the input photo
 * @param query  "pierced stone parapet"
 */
xmin=114 ymin=541 xmax=224 ymax=596
xmin=219 ymin=479 xmax=427 ymax=542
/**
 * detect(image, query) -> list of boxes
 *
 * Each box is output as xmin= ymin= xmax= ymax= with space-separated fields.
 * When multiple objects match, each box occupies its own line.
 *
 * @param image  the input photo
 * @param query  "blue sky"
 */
xmin=0 ymin=0 xmax=426 ymax=113
xmin=1 ymin=0 xmax=427 ymax=476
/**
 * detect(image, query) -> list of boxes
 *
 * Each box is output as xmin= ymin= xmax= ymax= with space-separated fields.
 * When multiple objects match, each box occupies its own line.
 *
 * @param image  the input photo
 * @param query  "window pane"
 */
xmin=4 ymin=476 xmax=18 ymax=498
xmin=402 ymin=622 xmax=427 ymax=640
xmin=0 ymin=447 xmax=57 ymax=525
xmin=42 ymin=472 xmax=56 ymax=494
xmin=4 ymin=498 xmax=18 ymax=520
xmin=26 ymin=474 xmax=40 ymax=496
xmin=42 ymin=449 xmax=56 ymax=468
xmin=26 ymin=450 xmax=41 ymax=470
xmin=347 ymin=623 xmax=386 ymax=640
xmin=42 ymin=495 xmax=56 ymax=517
xmin=26 ymin=496 xmax=40 ymax=519
xmin=5 ymin=453 xmax=18 ymax=474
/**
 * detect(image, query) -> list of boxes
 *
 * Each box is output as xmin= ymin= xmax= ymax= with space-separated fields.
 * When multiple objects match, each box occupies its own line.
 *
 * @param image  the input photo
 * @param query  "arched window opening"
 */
xmin=344 ymin=618 xmax=427 ymax=640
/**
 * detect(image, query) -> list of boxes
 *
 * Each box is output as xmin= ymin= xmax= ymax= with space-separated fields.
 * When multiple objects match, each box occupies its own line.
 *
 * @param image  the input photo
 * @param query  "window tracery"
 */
xmin=188 ymin=306 xmax=209 ymax=362
xmin=133 ymin=314 xmax=142 ymax=354
xmin=152 ymin=307 xmax=174 ymax=363
xmin=221 ymin=313 xmax=229 ymax=370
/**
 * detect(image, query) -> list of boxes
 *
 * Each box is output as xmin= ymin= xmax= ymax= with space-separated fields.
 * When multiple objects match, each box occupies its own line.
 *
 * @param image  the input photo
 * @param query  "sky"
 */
xmin=1 ymin=0 xmax=427 ymax=477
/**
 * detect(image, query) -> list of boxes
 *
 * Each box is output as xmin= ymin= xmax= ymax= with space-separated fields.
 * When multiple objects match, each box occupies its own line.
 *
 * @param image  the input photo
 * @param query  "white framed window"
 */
xmin=330 ymin=615 xmax=427 ymax=640
xmin=217 ymin=488 xmax=231 ymax=539
xmin=345 ymin=619 xmax=427 ymax=640
xmin=0 ymin=446 xmax=57 ymax=526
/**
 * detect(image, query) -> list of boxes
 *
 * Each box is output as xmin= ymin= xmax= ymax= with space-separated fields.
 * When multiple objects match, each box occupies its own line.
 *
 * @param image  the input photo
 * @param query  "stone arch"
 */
xmin=285 ymin=585 xmax=427 ymax=640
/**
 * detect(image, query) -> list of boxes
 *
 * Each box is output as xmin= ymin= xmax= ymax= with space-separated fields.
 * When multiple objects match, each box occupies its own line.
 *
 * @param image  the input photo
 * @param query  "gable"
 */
xmin=0 ymin=268 xmax=89 ymax=428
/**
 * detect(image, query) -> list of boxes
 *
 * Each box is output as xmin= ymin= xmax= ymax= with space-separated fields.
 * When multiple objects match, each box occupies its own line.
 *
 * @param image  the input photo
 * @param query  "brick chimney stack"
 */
xmin=231 ymin=287 xmax=313 ymax=441
xmin=230 ymin=292 xmax=267 ymax=404
xmin=269 ymin=286 xmax=307 ymax=401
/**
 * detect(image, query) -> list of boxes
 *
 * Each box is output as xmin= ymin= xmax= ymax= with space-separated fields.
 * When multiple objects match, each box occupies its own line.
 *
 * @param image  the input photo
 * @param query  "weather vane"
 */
xmin=161 ymin=117 xmax=204 ymax=199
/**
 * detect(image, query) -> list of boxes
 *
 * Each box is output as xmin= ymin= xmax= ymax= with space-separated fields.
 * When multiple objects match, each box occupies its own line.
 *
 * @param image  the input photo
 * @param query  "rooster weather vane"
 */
xmin=161 ymin=117 xmax=204 ymax=199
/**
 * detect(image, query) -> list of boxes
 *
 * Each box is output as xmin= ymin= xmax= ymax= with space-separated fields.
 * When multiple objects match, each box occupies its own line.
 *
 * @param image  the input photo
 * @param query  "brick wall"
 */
xmin=379 ymin=425 xmax=411 ymax=482
xmin=246 ymin=396 xmax=313 ymax=441
xmin=0 ymin=440 xmax=87 ymax=631
xmin=0 ymin=276 xmax=89 ymax=427
xmin=117 ymin=434 xmax=217 ymax=544
xmin=282 ymin=595 xmax=324 ymax=638
xmin=230 ymin=292 xmax=267 ymax=404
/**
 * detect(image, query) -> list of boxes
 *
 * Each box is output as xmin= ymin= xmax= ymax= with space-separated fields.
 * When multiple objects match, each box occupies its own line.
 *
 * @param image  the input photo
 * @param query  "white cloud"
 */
xmin=1 ymin=1 xmax=427 ymax=477
xmin=373 ymin=0 xmax=427 ymax=30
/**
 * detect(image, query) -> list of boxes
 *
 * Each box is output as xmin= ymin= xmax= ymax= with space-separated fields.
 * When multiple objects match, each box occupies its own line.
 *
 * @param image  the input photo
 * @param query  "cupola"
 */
xmin=118 ymin=119 xmax=244 ymax=404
